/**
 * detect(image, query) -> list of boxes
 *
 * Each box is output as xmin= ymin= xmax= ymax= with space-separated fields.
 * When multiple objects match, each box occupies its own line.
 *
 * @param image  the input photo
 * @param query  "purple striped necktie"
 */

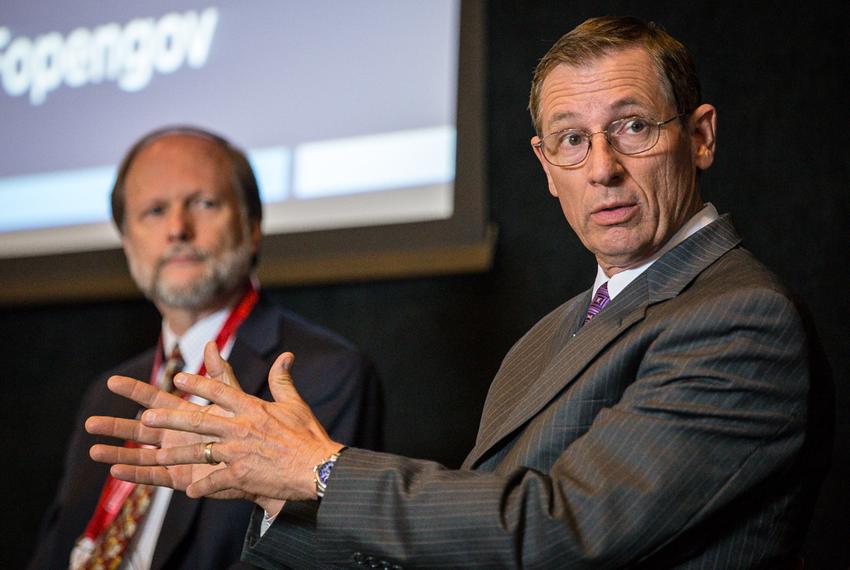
xmin=583 ymin=282 xmax=610 ymax=324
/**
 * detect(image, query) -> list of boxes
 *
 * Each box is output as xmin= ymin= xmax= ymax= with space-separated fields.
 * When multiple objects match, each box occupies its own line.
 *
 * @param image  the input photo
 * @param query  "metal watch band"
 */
xmin=313 ymin=447 xmax=347 ymax=498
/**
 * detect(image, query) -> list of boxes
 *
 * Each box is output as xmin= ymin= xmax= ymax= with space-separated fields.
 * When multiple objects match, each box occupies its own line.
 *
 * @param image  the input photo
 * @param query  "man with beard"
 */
xmin=29 ymin=126 xmax=382 ymax=570
xmin=85 ymin=18 xmax=829 ymax=568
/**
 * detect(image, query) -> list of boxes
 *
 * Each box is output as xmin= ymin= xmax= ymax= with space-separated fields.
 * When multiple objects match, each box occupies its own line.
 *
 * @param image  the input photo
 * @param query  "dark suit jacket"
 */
xmin=243 ymin=216 xmax=828 ymax=569
xmin=29 ymin=295 xmax=382 ymax=570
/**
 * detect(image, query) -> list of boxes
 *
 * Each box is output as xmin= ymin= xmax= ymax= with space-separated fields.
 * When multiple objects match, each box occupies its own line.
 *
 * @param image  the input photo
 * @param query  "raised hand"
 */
xmin=88 ymin=345 xmax=343 ymax=506
xmin=88 ymin=342 xmax=240 ymax=498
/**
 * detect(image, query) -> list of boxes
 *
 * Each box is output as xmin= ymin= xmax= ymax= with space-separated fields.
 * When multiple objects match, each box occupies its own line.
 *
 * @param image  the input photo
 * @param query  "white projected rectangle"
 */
xmin=0 ymin=0 xmax=460 ymax=259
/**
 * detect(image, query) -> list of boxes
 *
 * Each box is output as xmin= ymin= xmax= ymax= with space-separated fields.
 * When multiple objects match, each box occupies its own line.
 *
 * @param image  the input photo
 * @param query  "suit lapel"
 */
xmin=465 ymin=296 xmax=581 ymax=466
xmin=464 ymin=215 xmax=742 ymax=469
xmin=151 ymin=298 xmax=278 ymax=569
xmin=464 ymin=279 xmax=651 ymax=468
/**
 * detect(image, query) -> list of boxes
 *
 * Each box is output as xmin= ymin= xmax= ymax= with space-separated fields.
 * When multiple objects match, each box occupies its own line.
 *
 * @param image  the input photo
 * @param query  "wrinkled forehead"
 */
xmin=538 ymin=48 xmax=673 ymax=128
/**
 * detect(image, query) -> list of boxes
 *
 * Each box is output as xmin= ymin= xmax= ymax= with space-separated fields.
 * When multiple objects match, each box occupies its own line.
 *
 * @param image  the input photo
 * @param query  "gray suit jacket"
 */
xmin=30 ymin=295 xmax=382 ymax=570
xmin=243 ymin=216 xmax=826 ymax=568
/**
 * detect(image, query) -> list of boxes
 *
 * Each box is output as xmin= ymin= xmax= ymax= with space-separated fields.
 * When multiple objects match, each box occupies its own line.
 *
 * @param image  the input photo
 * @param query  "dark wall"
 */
xmin=4 ymin=1 xmax=847 ymax=567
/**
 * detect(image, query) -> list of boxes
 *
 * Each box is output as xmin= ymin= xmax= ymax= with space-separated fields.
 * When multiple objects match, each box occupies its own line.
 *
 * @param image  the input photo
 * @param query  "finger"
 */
xmin=110 ymin=464 xmax=176 ymax=487
xmin=184 ymin=468 xmax=249 ymax=500
xmin=201 ymin=402 xmax=236 ymax=419
xmin=172 ymin=372 xmax=256 ymax=413
xmin=90 ymin=443 xmax=162 ymax=465
xmin=186 ymin=463 xmax=239 ymax=499
xmin=206 ymin=489 xmax=250 ymax=501
xmin=203 ymin=341 xmax=243 ymax=391
xmin=94 ymin=440 xmax=221 ymax=466
xmin=107 ymin=375 xmax=195 ymax=411
xmin=140 ymin=407 xmax=234 ymax=439
xmin=268 ymin=352 xmax=298 ymax=403
xmin=85 ymin=416 xmax=163 ymax=446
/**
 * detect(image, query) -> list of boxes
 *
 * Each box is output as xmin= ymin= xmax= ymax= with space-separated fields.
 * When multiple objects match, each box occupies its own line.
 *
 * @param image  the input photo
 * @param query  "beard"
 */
xmin=127 ymin=239 xmax=254 ymax=310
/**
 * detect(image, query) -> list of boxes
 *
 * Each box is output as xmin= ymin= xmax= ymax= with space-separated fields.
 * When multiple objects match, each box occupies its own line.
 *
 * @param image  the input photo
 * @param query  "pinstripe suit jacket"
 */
xmin=243 ymin=216 xmax=824 ymax=569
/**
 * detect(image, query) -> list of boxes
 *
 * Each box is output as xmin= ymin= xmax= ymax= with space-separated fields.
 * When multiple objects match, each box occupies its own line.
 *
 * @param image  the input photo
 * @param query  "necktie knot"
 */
xmin=583 ymin=282 xmax=610 ymax=324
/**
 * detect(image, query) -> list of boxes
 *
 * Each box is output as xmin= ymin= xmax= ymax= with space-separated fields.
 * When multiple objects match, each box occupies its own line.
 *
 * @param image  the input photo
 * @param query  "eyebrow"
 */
xmin=130 ymin=188 xmax=214 ymax=206
xmin=546 ymin=111 xmax=577 ymax=127
xmin=544 ymin=97 xmax=652 ymax=132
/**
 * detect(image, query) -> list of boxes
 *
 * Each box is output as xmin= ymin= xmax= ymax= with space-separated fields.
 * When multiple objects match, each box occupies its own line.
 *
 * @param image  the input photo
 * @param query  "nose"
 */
xmin=587 ymin=132 xmax=625 ymax=187
xmin=166 ymin=205 xmax=193 ymax=242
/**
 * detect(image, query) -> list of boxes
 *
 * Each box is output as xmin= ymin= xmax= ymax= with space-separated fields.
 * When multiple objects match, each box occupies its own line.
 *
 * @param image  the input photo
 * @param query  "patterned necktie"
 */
xmin=583 ymin=282 xmax=610 ymax=324
xmin=159 ymin=345 xmax=185 ymax=394
xmin=81 ymin=345 xmax=184 ymax=570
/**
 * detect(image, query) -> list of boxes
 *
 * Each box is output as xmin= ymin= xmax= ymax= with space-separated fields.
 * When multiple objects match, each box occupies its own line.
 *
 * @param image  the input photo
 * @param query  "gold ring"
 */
xmin=204 ymin=441 xmax=220 ymax=465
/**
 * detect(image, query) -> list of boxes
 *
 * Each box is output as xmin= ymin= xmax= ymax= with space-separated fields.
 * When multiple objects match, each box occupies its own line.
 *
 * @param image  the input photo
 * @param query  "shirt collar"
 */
xmin=162 ymin=305 xmax=232 ymax=375
xmin=592 ymin=203 xmax=719 ymax=300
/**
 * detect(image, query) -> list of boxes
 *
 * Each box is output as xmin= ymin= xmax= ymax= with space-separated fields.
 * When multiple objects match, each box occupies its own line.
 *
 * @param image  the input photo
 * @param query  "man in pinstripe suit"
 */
xmin=88 ymin=16 xmax=828 ymax=568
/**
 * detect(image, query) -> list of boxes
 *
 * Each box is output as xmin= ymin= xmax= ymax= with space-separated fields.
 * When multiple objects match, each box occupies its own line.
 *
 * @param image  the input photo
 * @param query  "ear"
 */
xmin=250 ymin=219 xmax=262 ymax=252
xmin=531 ymin=136 xmax=559 ymax=198
xmin=689 ymin=103 xmax=717 ymax=170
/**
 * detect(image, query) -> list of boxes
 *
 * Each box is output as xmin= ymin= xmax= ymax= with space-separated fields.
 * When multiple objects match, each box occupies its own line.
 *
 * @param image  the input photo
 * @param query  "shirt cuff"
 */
xmin=259 ymin=509 xmax=279 ymax=536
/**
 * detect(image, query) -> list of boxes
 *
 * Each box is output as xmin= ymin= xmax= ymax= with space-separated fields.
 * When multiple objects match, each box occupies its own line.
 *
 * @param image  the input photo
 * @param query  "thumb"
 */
xmin=268 ymin=351 xmax=296 ymax=402
xmin=203 ymin=341 xmax=243 ymax=391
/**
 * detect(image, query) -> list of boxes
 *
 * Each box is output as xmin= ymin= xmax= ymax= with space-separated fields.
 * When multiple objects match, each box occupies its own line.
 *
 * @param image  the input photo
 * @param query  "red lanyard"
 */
xmin=80 ymin=285 xmax=259 ymax=543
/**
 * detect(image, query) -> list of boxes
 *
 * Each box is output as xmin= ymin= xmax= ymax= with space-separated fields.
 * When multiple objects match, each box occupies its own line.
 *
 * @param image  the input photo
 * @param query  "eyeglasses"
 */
xmin=533 ymin=114 xmax=685 ymax=167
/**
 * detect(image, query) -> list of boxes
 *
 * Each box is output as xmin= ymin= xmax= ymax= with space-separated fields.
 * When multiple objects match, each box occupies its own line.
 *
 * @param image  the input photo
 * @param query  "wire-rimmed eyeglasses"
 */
xmin=533 ymin=114 xmax=686 ymax=167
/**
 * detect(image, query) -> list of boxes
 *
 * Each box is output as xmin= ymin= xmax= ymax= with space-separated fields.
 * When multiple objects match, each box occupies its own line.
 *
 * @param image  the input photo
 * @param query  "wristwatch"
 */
xmin=313 ymin=448 xmax=346 ymax=498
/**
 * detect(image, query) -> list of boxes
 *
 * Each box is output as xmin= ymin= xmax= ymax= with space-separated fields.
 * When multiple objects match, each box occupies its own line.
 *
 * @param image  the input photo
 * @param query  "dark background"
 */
xmin=3 ymin=1 xmax=847 ymax=567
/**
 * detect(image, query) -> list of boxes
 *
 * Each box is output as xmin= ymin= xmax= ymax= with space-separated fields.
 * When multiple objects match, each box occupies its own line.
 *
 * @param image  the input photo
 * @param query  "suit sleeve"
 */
xmin=244 ymin=287 xmax=810 ymax=569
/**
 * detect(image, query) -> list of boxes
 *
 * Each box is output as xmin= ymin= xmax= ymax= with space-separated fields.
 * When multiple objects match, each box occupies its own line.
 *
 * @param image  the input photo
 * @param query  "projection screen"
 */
xmin=0 ymin=0 xmax=491 ymax=303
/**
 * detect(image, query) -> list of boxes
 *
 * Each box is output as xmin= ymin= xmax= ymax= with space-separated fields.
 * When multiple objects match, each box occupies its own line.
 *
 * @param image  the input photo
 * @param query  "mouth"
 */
xmin=160 ymin=250 xmax=208 ymax=267
xmin=590 ymin=201 xmax=639 ymax=226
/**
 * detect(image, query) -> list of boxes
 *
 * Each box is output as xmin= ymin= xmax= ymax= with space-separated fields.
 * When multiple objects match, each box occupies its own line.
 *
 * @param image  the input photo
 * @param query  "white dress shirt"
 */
xmin=590 ymin=203 xmax=720 ymax=302
xmin=120 ymin=305 xmax=237 ymax=570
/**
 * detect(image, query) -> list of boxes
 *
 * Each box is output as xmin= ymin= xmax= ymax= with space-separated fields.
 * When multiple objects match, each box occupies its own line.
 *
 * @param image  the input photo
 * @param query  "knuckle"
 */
xmin=234 ymin=423 xmax=252 ymax=439
xmin=231 ymin=461 xmax=251 ymax=481
xmin=209 ymin=380 xmax=228 ymax=398
xmin=189 ymin=410 xmax=205 ymax=427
